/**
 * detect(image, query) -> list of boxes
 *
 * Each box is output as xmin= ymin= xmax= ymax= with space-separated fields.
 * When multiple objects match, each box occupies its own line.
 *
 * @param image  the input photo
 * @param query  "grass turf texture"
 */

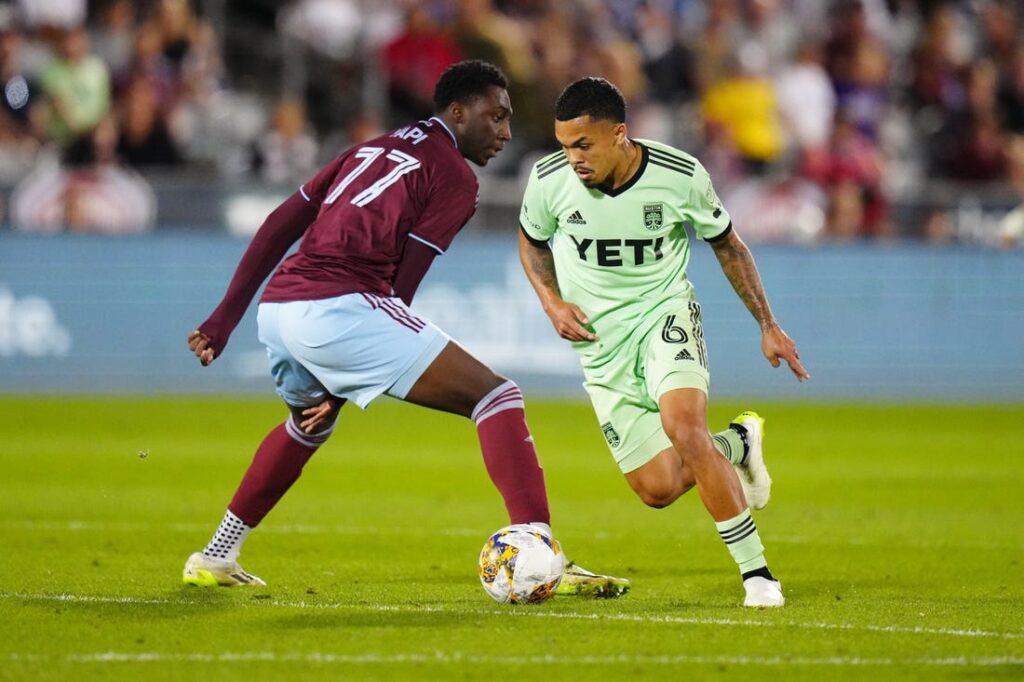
xmin=0 ymin=397 xmax=1021 ymax=681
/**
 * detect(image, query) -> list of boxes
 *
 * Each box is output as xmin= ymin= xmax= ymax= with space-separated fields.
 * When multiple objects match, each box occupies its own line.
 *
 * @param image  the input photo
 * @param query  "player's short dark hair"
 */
xmin=555 ymin=77 xmax=626 ymax=123
xmin=433 ymin=60 xmax=508 ymax=112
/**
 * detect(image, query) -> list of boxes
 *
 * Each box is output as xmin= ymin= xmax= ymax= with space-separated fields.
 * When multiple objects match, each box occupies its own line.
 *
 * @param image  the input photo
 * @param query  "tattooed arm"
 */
xmin=518 ymin=228 xmax=597 ymax=342
xmin=709 ymin=228 xmax=810 ymax=381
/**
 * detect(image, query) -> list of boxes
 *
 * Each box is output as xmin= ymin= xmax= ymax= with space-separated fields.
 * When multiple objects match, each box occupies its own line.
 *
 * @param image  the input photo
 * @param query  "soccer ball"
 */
xmin=478 ymin=524 xmax=564 ymax=604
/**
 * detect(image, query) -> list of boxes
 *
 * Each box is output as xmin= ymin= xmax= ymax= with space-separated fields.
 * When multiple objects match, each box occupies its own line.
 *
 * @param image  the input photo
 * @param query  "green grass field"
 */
xmin=1 ymin=397 xmax=1022 ymax=681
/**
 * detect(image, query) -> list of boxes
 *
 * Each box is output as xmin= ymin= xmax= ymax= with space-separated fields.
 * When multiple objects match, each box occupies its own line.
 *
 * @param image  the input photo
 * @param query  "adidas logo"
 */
xmin=674 ymin=349 xmax=693 ymax=361
xmin=566 ymin=210 xmax=586 ymax=225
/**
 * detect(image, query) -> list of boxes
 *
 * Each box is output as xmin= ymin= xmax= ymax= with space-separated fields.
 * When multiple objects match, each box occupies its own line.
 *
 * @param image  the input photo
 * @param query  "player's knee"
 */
xmin=475 ymin=372 xmax=511 ymax=401
xmin=630 ymin=469 xmax=684 ymax=508
xmin=445 ymin=372 xmax=508 ymax=420
xmin=470 ymin=377 xmax=522 ymax=424
xmin=635 ymin=481 xmax=681 ymax=509
xmin=665 ymin=423 xmax=712 ymax=464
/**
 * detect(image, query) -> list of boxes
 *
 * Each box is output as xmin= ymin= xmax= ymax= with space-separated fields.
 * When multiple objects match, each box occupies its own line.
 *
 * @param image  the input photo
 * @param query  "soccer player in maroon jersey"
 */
xmin=181 ymin=61 xmax=627 ymax=597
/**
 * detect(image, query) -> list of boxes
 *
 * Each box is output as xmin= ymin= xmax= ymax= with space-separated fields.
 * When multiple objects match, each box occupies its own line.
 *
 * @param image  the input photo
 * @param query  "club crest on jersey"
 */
xmin=601 ymin=422 xmax=621 ymax=448
xmin=643 ymin=203 xmax=664 ymax=231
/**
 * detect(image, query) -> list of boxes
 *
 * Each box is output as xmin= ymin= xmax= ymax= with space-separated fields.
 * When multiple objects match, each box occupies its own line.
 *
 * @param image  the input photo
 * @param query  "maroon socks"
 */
xmin=472 ymin=381 xmax=550 ymax=525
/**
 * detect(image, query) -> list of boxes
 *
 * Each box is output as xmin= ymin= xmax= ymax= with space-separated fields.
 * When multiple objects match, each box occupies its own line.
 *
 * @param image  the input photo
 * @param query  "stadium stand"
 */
xmin=0 ymin=0 xmax=1020 ymax=244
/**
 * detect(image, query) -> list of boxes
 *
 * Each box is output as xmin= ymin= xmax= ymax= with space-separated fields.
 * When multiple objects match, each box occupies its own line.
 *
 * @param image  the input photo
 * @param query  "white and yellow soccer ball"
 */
xmin=478 ymin=524 xmax=564 ymax=604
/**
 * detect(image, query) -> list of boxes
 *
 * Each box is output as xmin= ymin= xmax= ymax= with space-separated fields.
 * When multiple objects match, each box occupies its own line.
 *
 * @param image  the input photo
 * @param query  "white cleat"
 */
xmin=182 ymin=551 xmax=266 ymax=587
xmin=731 ymin=411 xmax=771 ymax=510
xmin=743 ymin=576 xmax=784 ymax=608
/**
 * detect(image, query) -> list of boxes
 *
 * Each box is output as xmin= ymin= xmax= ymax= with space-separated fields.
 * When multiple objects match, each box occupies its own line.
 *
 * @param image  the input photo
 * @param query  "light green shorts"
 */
xmin=583 ymin=300 xmax=710 ymax=473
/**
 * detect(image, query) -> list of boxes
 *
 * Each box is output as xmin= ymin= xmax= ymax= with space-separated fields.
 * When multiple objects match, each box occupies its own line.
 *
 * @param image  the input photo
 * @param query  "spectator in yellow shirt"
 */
xmin=700 ymin=45 xmax=782 ymax=174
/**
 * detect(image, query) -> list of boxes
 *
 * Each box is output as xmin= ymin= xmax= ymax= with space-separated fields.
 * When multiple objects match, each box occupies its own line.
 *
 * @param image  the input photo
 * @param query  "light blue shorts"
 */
xmin=256 ymin=293 xmax=450 ymax=409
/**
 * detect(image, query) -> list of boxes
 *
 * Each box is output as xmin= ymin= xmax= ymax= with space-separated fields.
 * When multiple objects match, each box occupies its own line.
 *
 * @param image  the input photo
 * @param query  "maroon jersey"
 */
xmin=260 ymin=118 xmax=478 ymax=303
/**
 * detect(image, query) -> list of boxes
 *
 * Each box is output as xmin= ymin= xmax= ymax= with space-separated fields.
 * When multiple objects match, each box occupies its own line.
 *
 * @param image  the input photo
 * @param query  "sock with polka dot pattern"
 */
xmin=202 ymin=510 xmax=251 ymax=562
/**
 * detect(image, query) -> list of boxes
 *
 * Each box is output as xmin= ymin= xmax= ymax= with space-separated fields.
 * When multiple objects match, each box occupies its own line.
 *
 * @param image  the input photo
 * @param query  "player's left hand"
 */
xmin=762 ymin=324 xmax=810 ymax=382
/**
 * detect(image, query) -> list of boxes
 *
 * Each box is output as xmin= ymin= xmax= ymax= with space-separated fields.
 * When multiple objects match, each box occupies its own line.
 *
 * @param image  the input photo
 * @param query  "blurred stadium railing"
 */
xmin=1 ymin=172 xmax=1021 ymax=245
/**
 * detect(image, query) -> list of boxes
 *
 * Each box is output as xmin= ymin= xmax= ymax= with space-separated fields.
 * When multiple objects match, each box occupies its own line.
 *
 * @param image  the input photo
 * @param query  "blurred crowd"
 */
xmin=0 ymin=0 xmax=1022 ymax=245
xmin=0 ymin=0 xmax=224 ymax=232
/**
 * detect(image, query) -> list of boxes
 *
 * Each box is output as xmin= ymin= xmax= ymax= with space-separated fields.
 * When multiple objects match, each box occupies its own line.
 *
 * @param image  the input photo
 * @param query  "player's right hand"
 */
xmin=544 ymin=300 xmax=598 ymax=342
xmin=298 ymin=398 xmax=340 ymax=433
xmin=187 ymin=330 xmax=217 ymax=366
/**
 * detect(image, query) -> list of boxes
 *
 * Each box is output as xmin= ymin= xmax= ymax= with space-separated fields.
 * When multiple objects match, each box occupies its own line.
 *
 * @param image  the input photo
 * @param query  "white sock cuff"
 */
xmin=471 ymin=380 xmax=525 ymax=425
xmin=529 ymin=522 xmax=552 ymax=537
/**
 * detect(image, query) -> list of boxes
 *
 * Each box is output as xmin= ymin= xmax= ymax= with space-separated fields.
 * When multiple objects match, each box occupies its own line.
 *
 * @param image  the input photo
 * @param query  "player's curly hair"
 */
xmin=433 ymin=60 xmax=509 ymax=112
xmin=555 ymin=77 xmax=626 ymax=123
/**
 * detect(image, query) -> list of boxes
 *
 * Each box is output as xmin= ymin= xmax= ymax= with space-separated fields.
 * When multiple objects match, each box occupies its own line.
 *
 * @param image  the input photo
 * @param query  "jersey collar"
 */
xmin=594 ymin=141 xmax=648 ymax=197
xmin=429 ymin=116 xmax=458 ymax=148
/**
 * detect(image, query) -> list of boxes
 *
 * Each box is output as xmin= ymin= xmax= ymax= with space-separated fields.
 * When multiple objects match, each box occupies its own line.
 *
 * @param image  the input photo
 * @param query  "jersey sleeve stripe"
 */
xmin=408 ymin=233 xmax=445 ymax=254
xmin=705 ymin=222 xmax=733 ymax=243
xmin=647 ymin=147 xmax=696 ymax=169
xmin=537 ymin=152 xmax=567 ymax=171
xmin=299 ymin=185 xmax=311 ymax=201
xmin=537 ymin=159 xmax=569 ymax=179
xmin=520 ymin=225 xmax=549 ymax=246
xmin=649 ymin=158 xmax=694 ymax=176
xmin=647 ymin=152 xmax=695 ymax=171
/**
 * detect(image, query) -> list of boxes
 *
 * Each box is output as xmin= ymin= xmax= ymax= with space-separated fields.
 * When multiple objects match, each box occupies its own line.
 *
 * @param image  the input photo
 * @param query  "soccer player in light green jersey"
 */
xmin=518 ymin=77 xmax=810 ymax=608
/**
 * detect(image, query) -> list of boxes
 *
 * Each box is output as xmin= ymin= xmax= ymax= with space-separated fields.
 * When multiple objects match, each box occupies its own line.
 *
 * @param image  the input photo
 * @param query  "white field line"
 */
xmin=3 ymin=592 xmax=1023 ymax=642
xmin=2 ymin=651 xmax=1023 ymax=667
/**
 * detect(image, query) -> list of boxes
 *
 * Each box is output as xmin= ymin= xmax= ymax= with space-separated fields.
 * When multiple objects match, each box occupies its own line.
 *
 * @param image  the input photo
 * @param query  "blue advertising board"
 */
xmin=1 ymin=232 xmax=1021 ymax=401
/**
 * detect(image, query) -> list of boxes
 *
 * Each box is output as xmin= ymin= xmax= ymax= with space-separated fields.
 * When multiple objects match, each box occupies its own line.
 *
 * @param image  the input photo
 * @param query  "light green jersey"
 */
xmin=519 ymin=139 xmax=731 ymax=367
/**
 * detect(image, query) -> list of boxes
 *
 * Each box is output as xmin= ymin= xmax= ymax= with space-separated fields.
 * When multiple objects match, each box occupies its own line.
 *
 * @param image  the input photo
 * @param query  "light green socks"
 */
xmin=712 ymin=427 xmax=746 ymax=465
xmin=712 ymin=428 xmax=772 ymax=578
xmin=715 ymin=509 xmax=767 ymax=574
